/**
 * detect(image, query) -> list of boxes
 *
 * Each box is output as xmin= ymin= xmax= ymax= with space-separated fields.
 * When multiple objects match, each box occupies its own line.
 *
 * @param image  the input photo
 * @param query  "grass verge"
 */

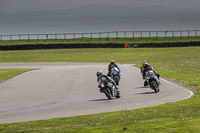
xmin=0 ymin=69 xmax=36 ymax=83
xmin=0 ymin=47 xmax=199 ymax=132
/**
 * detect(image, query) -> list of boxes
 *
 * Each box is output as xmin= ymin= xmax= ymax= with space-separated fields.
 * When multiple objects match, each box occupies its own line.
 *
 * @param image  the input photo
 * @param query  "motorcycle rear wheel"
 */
xmin=115 ymin=91 xmax=121 ymax=98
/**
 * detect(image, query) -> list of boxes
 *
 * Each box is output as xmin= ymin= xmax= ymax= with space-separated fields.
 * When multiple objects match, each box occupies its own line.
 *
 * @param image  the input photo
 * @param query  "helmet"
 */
xmin=142 ymin=60 xmax=147 ymax=65
xmin=110 ymin=60 xmax=115 ymax=64
xmin=143 ymin=62 xmax=148 ymax=68
xmin=96 ymin=71 xmax=103 ymax=77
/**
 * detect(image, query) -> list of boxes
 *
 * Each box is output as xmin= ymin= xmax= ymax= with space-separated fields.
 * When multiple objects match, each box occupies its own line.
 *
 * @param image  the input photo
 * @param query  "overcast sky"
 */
xmin=0 ymin=0 xmax=200 ymax=13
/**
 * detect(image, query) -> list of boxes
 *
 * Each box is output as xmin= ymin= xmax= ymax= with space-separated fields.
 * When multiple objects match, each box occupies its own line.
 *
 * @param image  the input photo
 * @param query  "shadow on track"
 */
xmin=90 ymin=99 xmax=111 ymax=102
xmin=135 ymin=86 xmax=149 ymax=89
xmin=135 ymin=92 xmax=155 ymax=95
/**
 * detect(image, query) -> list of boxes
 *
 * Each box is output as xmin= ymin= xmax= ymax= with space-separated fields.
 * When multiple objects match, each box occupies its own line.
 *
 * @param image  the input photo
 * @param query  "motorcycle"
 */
xmin=144 ymin=70 xmax=160 ymax=93
xmin=98 ymin=76 xmax=120 ymax=99
xmin=111 ymin=67 xmax=120 ymax=85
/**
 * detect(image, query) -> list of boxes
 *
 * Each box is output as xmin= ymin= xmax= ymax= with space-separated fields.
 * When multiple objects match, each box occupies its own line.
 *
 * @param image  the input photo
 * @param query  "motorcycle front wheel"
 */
xmin=150 ymin=81 xmax=159 ymax=93
xmin=103 ymin=89 xmax=112 ymax=99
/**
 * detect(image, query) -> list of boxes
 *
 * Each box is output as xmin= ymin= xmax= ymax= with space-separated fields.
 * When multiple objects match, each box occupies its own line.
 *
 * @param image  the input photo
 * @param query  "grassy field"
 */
xmin=0 ymin=36 xmax=200 ymax=46
xmin=0 ymin=69 xmax=36 ymax=83
xmin=0 ymin=47 xmax=199 ymax=132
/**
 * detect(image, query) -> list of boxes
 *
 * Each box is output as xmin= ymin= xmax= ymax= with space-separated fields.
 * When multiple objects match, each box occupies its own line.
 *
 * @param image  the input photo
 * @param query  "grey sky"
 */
xmin=0 ymin=0 xmax=200 ymax=13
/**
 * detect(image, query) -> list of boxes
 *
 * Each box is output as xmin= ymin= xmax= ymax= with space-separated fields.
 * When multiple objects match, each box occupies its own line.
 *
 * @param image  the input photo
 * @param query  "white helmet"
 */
xmin=142 ymin=60 xmax=147 ymax=65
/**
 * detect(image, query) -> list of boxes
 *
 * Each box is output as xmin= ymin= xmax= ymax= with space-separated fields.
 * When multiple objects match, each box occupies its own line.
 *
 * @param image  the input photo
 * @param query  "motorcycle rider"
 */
xmin=140 ymin=60 xmax=153 ymax=79
xmin=141 ymin=60 xmax=160 ymax=80
xmin=96 ymin=71 xmax=119 ymax=92
xmin=107 ymin=60 xmax=120 ymax=76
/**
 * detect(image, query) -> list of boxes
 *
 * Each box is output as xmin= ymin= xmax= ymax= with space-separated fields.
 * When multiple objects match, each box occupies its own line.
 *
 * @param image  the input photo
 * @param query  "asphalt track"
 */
xmin=0 ymin=63 xmax=193 ymax=124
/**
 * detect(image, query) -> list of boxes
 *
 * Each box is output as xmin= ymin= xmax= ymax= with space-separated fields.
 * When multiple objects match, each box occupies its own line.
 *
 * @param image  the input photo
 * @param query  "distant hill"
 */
xmin=1 ymin=4 xmax=199 ymax=21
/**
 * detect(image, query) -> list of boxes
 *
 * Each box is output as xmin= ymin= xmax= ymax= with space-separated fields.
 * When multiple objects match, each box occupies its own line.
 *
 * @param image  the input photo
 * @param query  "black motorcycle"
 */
xmin=98 ymin=76 xmax=120 ymax=99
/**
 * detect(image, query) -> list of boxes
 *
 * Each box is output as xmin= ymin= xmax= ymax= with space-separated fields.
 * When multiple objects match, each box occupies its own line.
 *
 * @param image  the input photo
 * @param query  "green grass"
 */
xmin=0 ymin=47 xmax=200 ymax=132
xmin=1 ymin=36 xmax=200 ymax=46
xmin=0 ymin=69 xmax=36 ymax=83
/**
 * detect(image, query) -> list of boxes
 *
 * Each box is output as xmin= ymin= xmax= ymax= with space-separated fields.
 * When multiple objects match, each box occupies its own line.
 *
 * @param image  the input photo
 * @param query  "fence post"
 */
xmin=188 ymin=30 xmax=189 ymax=37
xmin=46 ymin=34 xmax=48 ymax=40
xmin=81 ymin=33 xmax=83 ymax=39
xmin=195 ymin=30 xmax=197 ymax=38
xmin=116 ymin=31 xmax=118 ymax=38
xmin=124 ymin=31 xmax=126 ymax=38
xmin=132 ymin=31 xmax=134 ymax=38
xmin=180 ymin=31 xmax=182 ymax=37
xmin=73 ymin=33 xmax=75 ymax=39
xmin=64 ymin=34 xmax=66 ymax=40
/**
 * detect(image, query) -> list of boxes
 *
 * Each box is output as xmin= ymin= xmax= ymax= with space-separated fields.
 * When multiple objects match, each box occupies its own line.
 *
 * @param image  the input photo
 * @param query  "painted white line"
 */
xmin=160 ymin=78 xmax=194 ymax=100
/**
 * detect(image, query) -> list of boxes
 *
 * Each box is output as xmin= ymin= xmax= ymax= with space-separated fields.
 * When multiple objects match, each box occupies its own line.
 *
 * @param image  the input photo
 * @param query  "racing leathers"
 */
xmin=97 ymin=74 xmax=119 ymax=92
xmin=107 ymin=63 xmax=120 ymax=76
xmin=141 ymin=65 xmax=160 ymax=80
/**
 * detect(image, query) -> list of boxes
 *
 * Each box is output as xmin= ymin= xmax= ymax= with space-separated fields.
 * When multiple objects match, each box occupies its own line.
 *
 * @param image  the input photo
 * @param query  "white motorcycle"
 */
xmin=144 ymin=70 xmax=160 ymax=93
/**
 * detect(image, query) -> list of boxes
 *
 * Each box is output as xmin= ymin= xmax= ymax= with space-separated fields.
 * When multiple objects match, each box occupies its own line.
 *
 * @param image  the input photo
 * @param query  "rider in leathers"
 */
xmin=141 ymin=61 xmax=160 ymax=80
xmin=107 ymin=60 xmax=120 ymax=76
xmin=96 ymin=71 xmax=119 ymax=92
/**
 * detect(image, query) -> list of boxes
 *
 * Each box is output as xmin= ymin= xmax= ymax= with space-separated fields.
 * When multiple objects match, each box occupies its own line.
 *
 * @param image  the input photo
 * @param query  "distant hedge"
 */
xmin=0 ymin=43 xmax=124 ymax=50
xmin=0 ymin=42 xmax=199 ymax=50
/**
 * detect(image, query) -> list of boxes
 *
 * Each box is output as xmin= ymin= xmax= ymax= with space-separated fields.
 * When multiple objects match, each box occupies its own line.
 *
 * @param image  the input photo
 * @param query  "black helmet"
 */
xmin=96 ymin=71 xmax=103 ymax=77
xmin=110 ymin=60 xmax=115 ymax=64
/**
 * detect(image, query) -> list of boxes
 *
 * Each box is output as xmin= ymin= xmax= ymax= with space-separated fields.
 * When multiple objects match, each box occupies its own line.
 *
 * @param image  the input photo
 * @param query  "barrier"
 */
xmin=0 ymin=30 xmax=200 ymax=41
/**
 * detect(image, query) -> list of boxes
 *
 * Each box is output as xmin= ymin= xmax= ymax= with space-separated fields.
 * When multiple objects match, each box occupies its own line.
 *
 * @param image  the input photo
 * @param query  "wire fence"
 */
xmin=0 ymin=30 xmax=200 ymax=41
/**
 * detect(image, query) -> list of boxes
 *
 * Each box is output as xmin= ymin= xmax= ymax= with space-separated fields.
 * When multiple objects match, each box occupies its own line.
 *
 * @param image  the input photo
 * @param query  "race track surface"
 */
xmin=0 ymin=63 xmax=193 ymax=124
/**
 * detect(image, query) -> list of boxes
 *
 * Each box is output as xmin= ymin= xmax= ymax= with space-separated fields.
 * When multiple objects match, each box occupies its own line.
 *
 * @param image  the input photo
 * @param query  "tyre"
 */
xmin=115 ymin=79 xmax=119 ymax=85
xmin=103 ymin=89 xmax=112 ymax=99
xmin=150 ymin=81 xmax=159 ymax=93
xmin=114 ymin=76 xmax=119 ymax=85
xmin=116 ymin=91 xmax=121 ymax=98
